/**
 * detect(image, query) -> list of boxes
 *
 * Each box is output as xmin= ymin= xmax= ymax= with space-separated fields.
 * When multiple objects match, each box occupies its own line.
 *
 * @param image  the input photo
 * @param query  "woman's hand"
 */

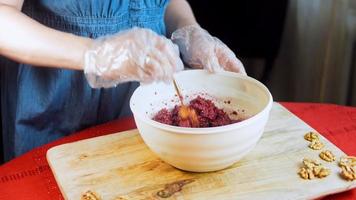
xmin=84 ymin=27 xmax=184 ymax=88
xmin=171 ymin=25 xmax=246 ymax=75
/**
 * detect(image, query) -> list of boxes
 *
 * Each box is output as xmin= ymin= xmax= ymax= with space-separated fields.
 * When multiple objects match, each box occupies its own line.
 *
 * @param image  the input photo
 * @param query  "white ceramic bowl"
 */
xmin=130 ymin=70 xmax=273 ymax=172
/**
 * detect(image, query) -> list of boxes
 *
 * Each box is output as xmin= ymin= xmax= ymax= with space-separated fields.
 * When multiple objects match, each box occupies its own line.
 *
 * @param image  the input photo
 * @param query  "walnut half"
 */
xmin=339 ymin=156 xmax=356 ymax=181
xmin=304 ymin=132 xmax=319 ymax=142
xmin=339 ymin=156 xmax=356 ymax=167
xmin=319 ymin=150 xmax=336 ymax=162
xmin=313 ymin=166 xmax=331 ymax=178
xmin=298 ymin=158 xmax=330 ymax=180
xmin=340 ymin=165 xmax=356 ymax=181
xmin=309 ymin=140 xmax=324 ymax=150
xmin=81 ymin=190 xmax=101 ymax=200
xmin=299 ymin=167 xmax=315 ymax=180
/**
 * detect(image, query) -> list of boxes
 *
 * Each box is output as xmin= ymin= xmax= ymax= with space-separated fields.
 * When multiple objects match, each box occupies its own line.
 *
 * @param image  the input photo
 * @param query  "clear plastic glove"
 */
xmin=171 ymin=25 xmax=246 ymax=75
xmin=84 ymin=27 xmax=184 ymax=88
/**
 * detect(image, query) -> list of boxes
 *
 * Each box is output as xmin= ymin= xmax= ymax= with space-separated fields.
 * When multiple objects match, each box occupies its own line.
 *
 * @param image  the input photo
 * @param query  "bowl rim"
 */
xmin=130 ymin=69 xmax=273 ymax=134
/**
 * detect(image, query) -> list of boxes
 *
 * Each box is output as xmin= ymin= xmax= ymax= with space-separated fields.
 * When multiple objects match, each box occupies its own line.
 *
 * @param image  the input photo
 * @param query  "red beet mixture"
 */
xmin=153 ymin=96 xmax=241 ymax=128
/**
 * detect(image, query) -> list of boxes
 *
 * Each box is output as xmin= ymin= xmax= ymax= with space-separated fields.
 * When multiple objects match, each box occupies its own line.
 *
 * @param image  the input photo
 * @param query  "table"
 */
xmin=0 ymin=103 xmax=355 ymax=200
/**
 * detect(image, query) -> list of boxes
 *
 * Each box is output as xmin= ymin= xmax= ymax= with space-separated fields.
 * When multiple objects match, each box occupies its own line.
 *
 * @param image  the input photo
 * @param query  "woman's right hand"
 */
xmin=84 ymin=27 xmax=184 ymax=88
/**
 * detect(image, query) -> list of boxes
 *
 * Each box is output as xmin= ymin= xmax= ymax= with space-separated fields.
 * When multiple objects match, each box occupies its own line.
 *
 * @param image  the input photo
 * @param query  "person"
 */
xmin=0 ymin=0 xmax=246 ymax=161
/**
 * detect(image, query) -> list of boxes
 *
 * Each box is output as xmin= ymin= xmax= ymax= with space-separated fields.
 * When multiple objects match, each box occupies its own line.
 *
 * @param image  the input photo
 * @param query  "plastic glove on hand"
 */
xmin=84 ymin=27 xmax=184 ymax=88
xmin=171 ymin=25 xmax=246 ymax=75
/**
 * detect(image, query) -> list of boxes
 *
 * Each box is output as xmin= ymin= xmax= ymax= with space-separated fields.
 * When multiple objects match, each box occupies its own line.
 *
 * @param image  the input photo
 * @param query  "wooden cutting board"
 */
xmin=47 ymin=103 xmax=356 ymax=200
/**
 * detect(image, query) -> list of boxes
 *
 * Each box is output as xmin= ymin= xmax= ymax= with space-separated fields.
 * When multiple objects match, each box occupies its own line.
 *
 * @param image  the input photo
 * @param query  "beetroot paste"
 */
xmin=153 ymin=96 xmax=240 ymax=128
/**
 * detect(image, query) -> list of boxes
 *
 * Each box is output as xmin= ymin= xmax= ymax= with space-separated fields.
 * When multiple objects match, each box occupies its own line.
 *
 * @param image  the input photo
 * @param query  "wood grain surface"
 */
xmin=47 ymin=103 xmax=356 ymax=200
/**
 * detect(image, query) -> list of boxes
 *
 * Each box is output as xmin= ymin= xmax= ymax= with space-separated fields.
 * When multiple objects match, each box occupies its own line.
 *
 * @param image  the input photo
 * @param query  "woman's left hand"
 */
xmin=171 ymin=25 xmax=246 ymax=75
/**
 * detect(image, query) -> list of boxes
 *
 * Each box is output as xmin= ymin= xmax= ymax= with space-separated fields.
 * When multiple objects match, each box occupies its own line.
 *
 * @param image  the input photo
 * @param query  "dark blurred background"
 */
xmin=188 ymin=0 xmax=356 ymax=106
xmin=187 ymin=0 xmax=288 ymax=83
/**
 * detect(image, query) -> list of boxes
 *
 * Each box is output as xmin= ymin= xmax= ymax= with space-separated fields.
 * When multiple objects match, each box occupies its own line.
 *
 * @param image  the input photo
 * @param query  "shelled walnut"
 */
xmin=309 ymin=139 xmax=324 ymax=150
xmin=339 ymin=156 xmax=356 ymax=181
xmin=319 ymin=150 xmax=336 ymax=162
xmin=304 ymin=132 xmax=319 ymax=142
xmin=339 ymin=156 xmax=356 ymax=167
xmin=298 ymin=158 xmax=330 ymax=180
xmin=313 ymin=165 xmax=331 ymax=178
xmin=81 ymin=190 xmax=101 ymax=200
xmin=299 ymin=167 xmax=315 ymax=180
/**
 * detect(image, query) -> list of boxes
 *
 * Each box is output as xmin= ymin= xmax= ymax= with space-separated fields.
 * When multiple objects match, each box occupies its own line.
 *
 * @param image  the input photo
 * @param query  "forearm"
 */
xmin=164 ymin=0 xmax=198 ymax=37
xmin=0 ymin=4 xmax=92 ymax=70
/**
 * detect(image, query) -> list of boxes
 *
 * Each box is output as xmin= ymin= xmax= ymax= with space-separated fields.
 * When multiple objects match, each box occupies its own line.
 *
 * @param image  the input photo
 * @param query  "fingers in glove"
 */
xmin=203 ymin=51 xmax=222 ymax=73
xmin=215 ymin=44 xmax=247 ymax=75
xmin=141 ymin=55 xmax=163 ymax=83
xmin=155 ymin=37 xmax=184 ymax=73
xmin=149 ymin=50 xmax=173 ymax=82
xmin=142 ymin=48 xmax=180 ymax=83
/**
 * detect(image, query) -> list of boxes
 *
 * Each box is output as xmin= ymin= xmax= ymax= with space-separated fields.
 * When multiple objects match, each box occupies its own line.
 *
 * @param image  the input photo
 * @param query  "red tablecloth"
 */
xmin=0 ymin=103 xmax=355 ymax=200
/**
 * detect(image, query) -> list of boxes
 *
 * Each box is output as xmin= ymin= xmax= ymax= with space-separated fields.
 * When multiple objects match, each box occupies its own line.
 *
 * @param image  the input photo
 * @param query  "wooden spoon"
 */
xmin=173 ymin=78 xmax=199 ymax=127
